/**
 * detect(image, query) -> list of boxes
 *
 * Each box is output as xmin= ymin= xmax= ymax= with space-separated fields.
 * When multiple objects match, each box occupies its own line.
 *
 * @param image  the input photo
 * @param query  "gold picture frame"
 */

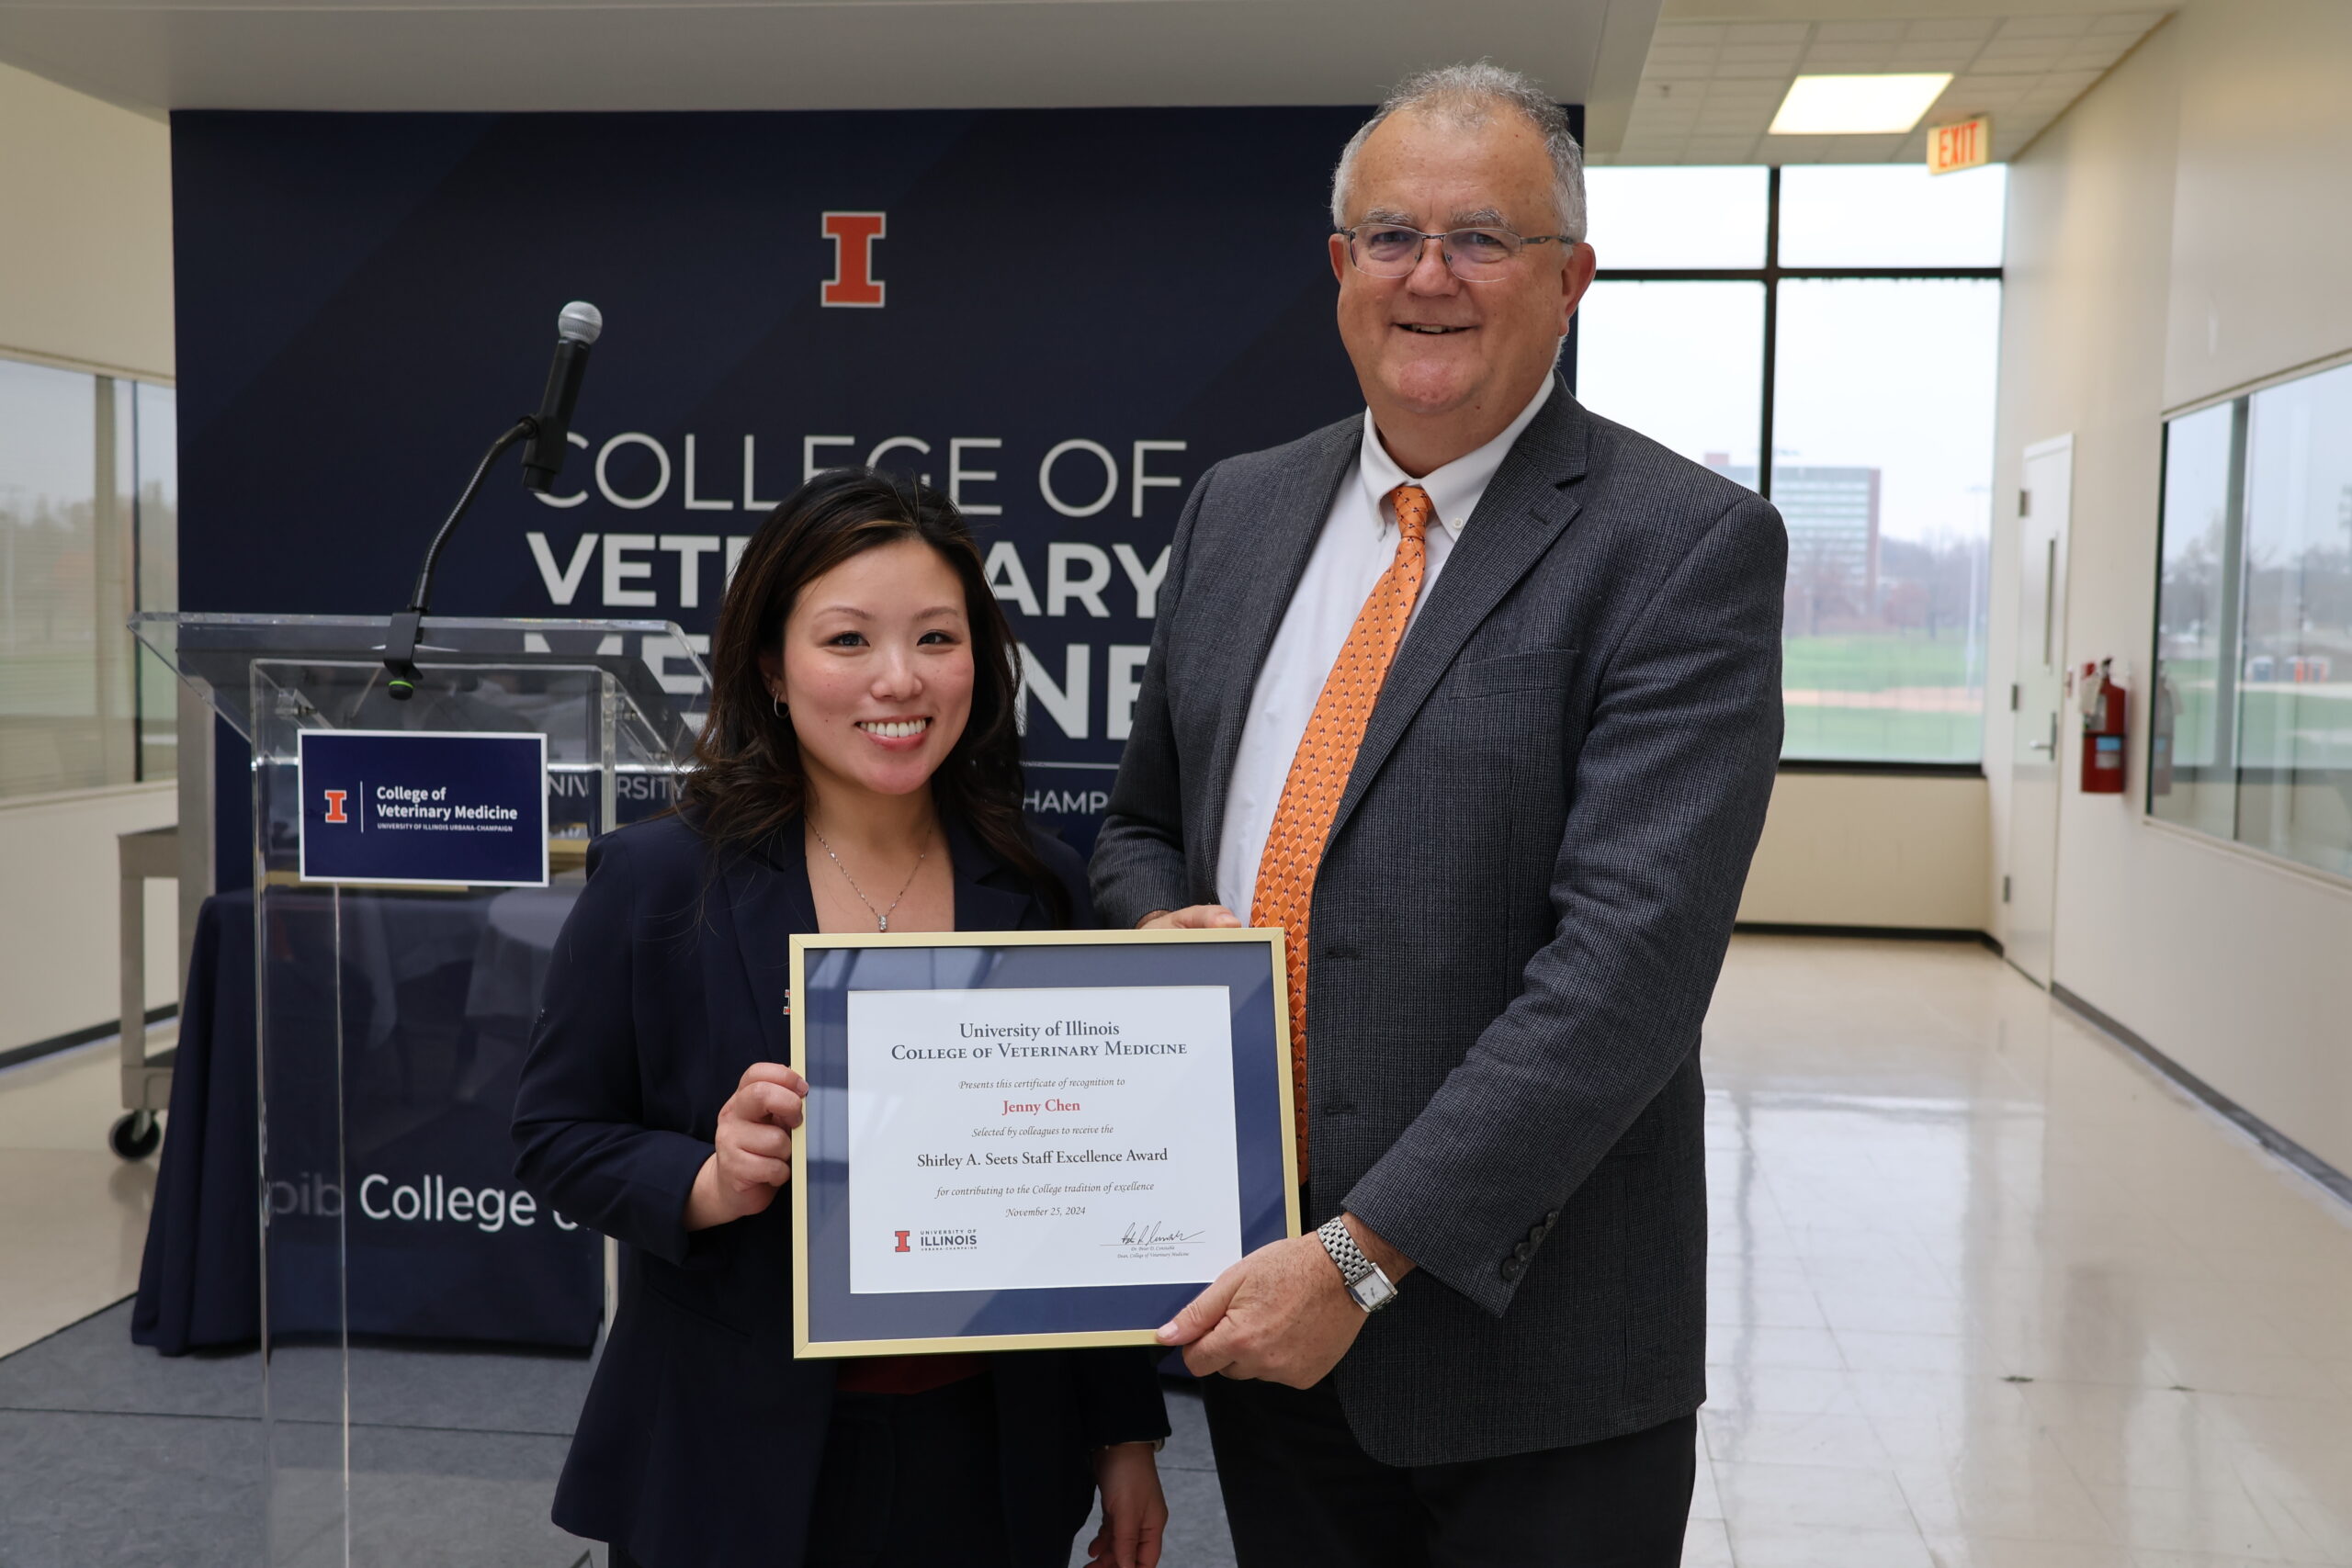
xmin=788 ymin=925 xmax=1296 ymax=1358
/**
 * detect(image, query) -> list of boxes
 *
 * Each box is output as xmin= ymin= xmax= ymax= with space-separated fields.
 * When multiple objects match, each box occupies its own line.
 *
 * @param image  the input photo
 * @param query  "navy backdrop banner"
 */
xmin=168 ymin=106 xmax=1437 ymax=875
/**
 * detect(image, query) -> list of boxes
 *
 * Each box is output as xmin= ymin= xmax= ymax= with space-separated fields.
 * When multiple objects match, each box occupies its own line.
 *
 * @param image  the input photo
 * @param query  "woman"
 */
xmin=513 ymin=468 xmax=1170 ymax=1568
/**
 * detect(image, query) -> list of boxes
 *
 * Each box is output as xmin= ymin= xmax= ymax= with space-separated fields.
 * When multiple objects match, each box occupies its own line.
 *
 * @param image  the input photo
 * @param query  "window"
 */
xmin=0 ymin=354 xmax=178 ymax=800
xmin=1577 ymin=164 xmax=2005 ymax=765
xmin=134 ymin=381 xmax=180 ymax=782
xmin=1576 ymin=280 xmax=1762 ymax=475
xmin=2153 ymin=362 xmax=2352 ymax=880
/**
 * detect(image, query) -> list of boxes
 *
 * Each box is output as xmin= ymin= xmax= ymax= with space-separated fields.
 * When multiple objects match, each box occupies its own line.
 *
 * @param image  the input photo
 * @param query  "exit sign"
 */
xmin=1928 ymin=115 xmax=1992 ymax=175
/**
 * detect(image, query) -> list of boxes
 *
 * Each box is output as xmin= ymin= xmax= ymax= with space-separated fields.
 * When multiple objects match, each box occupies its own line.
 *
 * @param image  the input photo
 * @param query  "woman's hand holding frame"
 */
xmin=686 ymin=1062 xmax=808 ymax=1230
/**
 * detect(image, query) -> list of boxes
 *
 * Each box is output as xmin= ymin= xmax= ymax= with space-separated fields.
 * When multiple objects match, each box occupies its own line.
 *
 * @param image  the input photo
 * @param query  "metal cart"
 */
xmin=113 ymin=824 xmax=177 ymax=1159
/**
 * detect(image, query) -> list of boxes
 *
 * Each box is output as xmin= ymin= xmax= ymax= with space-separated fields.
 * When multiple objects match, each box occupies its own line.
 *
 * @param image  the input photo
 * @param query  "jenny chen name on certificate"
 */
xmin=845 ymin=985 xmax=1244 ymax=1296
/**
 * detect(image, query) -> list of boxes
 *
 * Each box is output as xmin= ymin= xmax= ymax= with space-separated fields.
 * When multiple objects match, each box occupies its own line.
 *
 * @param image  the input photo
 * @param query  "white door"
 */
xmin=2007 ymin=436 xmax=2073 ymax=986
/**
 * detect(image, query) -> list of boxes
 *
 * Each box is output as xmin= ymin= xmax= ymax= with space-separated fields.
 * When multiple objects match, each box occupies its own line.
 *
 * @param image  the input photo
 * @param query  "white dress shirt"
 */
xmin=1214 ymin=376 xmax=1557 ymax=919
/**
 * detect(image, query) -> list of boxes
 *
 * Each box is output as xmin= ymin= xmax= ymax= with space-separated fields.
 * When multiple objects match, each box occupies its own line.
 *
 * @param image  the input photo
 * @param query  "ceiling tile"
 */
xmin=1890 ymin=45 xmax=1982 ymax=71
xmin=1904 ymin=17 xmax=1999 ymax=44
xmin=2089 ymin=13 xmax=2166 ymax=37
xmin=1720 ymin=43 xmax=1804 ymax=65
xmin=1652 ymin=23 xmax=1726 ymax=46
xmin=1943 ymin=72 xmax=2028 ymax=95
xmin=1974 ymin=39 xmax=2069 ymax=68
xmin=1814 ymin=19 xmax=1906 ymax=44
xmin=1723 ymin=22 xmax=1811 ymax=45
xmin=1801 ymin=42 xmax=1900 ymax=68
xmin=1995 ymin=14 xmax=2097 ymax=39
xmin=1716 ymin=60 xmax=1800 ymax=79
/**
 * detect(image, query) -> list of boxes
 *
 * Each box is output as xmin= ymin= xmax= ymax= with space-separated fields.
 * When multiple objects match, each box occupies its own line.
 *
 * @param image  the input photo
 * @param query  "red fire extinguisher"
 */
xmin=2079 ymin=658 xmax=2127 ymax=795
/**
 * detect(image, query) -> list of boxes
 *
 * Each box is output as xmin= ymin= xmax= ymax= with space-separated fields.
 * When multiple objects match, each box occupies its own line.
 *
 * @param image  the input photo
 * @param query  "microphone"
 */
xmin=385 ymin=299 xmax=604 ymax=698
xmin=520 ymin=300 xmax=603 ymax=492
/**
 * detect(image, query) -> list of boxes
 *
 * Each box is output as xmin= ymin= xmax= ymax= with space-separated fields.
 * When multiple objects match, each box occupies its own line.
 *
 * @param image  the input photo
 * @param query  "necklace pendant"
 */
xmin=877 ymin=915 xmax=888 ymax=932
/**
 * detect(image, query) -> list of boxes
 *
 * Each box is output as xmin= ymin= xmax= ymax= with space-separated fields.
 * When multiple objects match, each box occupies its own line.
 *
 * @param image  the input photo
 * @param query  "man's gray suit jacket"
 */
xmin=1091 ymin=378 xmax=1787 ymax=1467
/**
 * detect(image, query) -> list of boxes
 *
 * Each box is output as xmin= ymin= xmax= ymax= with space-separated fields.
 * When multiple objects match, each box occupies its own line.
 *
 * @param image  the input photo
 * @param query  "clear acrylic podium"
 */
xmin=133 ymin=612 xmax=709 ymax=1567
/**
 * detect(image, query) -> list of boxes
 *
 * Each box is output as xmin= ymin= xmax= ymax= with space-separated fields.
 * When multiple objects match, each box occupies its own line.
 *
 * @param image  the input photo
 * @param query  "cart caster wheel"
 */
xmin=109 ymin=1110 xmax=161 ymax=1161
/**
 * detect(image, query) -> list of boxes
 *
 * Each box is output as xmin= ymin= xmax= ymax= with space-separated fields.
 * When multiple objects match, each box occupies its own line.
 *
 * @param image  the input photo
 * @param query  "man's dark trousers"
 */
xmin=1204 ymin=1375 xmax=1697 ymax=1567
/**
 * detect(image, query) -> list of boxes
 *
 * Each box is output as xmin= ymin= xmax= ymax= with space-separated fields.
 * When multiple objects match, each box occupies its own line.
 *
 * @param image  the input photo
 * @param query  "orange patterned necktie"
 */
xmin=1251 ymin=483 xmax=1432 ymax=1179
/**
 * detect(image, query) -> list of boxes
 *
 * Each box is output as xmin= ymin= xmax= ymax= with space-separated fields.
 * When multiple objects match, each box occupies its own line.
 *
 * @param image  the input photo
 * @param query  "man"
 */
xmin=1090 ymin=63 xmax=1785 ymax=1566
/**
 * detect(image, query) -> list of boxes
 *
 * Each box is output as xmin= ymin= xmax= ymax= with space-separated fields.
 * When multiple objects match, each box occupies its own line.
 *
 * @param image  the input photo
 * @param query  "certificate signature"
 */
xmin=1111 ymin=1220 xmax=1208 ymax=1249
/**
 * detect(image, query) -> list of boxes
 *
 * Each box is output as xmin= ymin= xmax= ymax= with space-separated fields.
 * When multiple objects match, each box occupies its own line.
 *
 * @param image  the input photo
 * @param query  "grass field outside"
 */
xmin=1781 ymin=631 xmax=1985 ymax=763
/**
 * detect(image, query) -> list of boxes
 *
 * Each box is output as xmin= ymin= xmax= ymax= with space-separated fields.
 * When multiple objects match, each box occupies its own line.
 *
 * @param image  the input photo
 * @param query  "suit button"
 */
xmin=1499 ymin=1258 xmax=1521 ymax=1280
xmin=1544 ymin=1209 xmax=1561 ymax=1225
xmin=1512 ymin=1241 xmax=1532 ymax=1260
xmin=1527 ymin=1224 xmax=1545 ymax=1242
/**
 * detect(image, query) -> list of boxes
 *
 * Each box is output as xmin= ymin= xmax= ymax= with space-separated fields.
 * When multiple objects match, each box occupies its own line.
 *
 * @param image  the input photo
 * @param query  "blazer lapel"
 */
xmin=714 ymin=826 xmax=818 ymax=1066
xmin=1325 ymin=381 xmax=1592 ymax=850
xmin=946 ymin=818 xmax=1035 ymax=932
xmin=1194 ymin=418 xmax=1362 ymax=887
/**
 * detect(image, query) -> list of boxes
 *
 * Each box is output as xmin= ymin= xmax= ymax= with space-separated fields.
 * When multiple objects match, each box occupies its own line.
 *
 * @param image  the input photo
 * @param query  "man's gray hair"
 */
xmin=1329 ymin=62 xmax=1587 ymax=243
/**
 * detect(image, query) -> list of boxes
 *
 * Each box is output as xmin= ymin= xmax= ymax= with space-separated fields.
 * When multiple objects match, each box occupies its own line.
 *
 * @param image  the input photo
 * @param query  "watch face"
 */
xmin=1351 ymin=1270 xmax=1397 ymax=1312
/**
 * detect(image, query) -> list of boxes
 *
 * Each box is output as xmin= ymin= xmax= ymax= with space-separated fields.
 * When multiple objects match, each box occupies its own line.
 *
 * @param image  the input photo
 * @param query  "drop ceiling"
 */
xmin=0 ymin=0 xmax=2169 ymax=167
xmin=1605 ymin=6 xmax=2170 ymax=164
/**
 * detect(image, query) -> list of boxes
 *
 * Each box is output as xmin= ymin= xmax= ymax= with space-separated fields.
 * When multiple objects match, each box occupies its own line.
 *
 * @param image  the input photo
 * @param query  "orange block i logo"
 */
xmin=821 ymin=212 xmax=887 ymax=307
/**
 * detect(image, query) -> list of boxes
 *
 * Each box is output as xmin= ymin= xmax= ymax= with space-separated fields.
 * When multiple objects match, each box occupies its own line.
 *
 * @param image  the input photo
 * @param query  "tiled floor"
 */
xmin=0 ymin=1033 xmax=162 ymax=1359
xmin=1695 ymin=935 xmax=2352 ymax=1567
xmin=6 ymin=938 xmax=2352 ymax=1566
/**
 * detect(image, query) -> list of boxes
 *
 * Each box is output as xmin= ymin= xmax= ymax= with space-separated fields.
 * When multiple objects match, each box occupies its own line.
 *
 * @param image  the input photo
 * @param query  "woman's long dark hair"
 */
xmin=682 ymin=466 xmax=1069 ymax=924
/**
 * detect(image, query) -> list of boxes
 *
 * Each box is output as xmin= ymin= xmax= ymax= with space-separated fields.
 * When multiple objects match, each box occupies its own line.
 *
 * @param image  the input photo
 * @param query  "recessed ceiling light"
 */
xmin=1770 ymin=73 xmax=1954 ymax=136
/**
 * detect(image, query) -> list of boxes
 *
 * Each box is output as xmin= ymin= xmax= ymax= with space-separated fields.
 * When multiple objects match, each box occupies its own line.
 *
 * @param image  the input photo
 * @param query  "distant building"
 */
xmin=1706 ymin=457 xmax=1882 ymax=626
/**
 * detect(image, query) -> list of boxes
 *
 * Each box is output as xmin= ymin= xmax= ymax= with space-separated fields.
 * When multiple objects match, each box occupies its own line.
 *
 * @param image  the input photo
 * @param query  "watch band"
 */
xmin=1317 ymin=1216 xmax=1397 ymax=1312
xmin=1317 ymin=1216 xmax=1375 ymax=1289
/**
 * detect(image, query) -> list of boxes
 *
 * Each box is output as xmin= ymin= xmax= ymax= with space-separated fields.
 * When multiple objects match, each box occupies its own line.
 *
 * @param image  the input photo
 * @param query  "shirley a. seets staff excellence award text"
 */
xmin=790 ymin=928 xmax=1297 ymax=1357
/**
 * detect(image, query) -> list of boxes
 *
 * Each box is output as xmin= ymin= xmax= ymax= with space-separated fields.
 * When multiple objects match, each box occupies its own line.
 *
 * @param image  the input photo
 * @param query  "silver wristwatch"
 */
xmin=1317 ymin=1216 xmax=1399 ymax=1314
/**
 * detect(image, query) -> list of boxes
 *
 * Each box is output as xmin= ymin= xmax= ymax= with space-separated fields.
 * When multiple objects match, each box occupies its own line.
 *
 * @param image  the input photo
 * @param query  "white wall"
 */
xmin=0 ymin=59 xmax=172 ymax=379
xmin=0 ymin=785 xmax=180 ymax=1054
xmin=1987 ymin=3 xmax=2352 ymax=1174
xmin=1741 ymin=772 xmax=1990 ymax=931
xmin=0 ymin=62 xmax=178 ymax=1054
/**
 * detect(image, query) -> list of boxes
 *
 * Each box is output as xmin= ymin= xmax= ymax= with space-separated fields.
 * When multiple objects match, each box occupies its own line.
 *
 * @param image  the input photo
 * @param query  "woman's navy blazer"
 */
xmin=513 ymin=810 xmax=1169 ymax=1568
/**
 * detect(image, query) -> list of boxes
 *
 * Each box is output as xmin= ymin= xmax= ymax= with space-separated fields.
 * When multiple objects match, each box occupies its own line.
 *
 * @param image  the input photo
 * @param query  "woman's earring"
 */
xmin=771 ymin=690 xmax=785 ymax=717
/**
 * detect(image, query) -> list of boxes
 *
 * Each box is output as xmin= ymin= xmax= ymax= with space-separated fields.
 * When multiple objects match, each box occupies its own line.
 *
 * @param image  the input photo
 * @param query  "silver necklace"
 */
xmin=808 ymin=818 xmax=933 ymax=932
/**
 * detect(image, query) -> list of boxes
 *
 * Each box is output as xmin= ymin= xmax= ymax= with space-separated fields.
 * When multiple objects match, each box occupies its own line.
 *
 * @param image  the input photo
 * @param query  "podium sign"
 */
xmin=298 ymin=730 xmax=549 ymax=886
xmin=134 ymin=612 xmax=704 ymax=1568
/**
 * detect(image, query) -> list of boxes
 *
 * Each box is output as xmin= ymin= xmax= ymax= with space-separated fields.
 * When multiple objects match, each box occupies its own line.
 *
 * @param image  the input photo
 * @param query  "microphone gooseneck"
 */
xmin=386 ymin=301 xmax=601 ymax=700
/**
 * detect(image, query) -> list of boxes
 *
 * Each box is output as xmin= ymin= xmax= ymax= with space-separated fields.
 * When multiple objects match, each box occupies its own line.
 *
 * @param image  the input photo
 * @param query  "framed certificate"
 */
xmin=788 ymin=927 xmax=1298 ymax=1358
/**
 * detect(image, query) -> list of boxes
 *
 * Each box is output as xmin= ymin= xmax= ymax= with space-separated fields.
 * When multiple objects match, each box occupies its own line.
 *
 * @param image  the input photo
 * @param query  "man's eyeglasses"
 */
xmin=1337 ymin=224 xmax=1572 ymax=282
